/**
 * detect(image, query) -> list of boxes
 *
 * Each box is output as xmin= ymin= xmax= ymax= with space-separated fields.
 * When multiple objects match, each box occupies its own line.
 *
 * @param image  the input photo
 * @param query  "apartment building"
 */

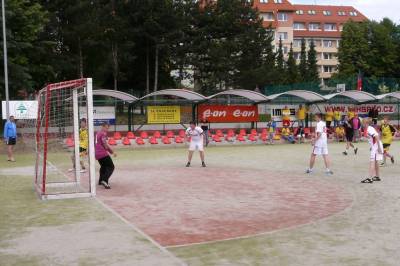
xmin=254 ymin=0 xmax=367 ymax=85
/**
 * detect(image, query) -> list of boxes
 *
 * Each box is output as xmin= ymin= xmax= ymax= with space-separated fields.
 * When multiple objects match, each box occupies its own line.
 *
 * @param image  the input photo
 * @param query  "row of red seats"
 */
xmin=108 ymin=135 xmax=186 ymax=146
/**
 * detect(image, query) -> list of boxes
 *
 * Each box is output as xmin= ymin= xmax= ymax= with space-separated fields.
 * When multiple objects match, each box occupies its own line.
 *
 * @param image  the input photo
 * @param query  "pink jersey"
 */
xmin=95 ymin=130 xmax=111 ymax=160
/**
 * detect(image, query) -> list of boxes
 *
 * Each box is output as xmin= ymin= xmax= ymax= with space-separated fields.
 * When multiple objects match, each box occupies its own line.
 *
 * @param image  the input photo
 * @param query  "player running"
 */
xmin=69 ymin=118 xmax=88 ymax=173
xmin=342 ymin=115 xmax=358 ymax=156
xmin=306 ymin=114 xmax=333 ymax=175
xmin=361 ymin=118 xmax=383 ymax=183
xmin=379 ymin=116 xmax=396 ymax=167
xmin=185 ymin=121 xmax=206 ymax=167
xmin=95 ymin=122 xmax=117 ymax=189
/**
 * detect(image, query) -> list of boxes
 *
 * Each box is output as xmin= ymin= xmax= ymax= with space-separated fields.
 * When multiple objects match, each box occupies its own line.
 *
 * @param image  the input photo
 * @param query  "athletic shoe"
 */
xmin=361 ymin=178 xmax=373 ymax=183
xmin=326 ymin=170 xmax=334 ymax=175
xmin=380 ymin=162 xmax=386 ymax=167
xmin=305 ymin=169 xmax=313 ymax=174
xmin=202 ymin=162 xmax=206 ymax=167
xmin=68 ymin=168 xmax=75 ymax=172
xmin=342 ymin=151 xmax=348 ymax=156
xmin=80 ymin=169 xmax=87 ymax=173
xmin=186 ymin=162 xmax=191 ymax=167
xmin=354 ymin=148 xmax=358 ymax=155
xmin=372 ymin=176 xmax=381 ymax=182
xmin=101 ymin=181 xmax=111 ymax=189
xmin=391 ymin=157 xmax=395 ymax=164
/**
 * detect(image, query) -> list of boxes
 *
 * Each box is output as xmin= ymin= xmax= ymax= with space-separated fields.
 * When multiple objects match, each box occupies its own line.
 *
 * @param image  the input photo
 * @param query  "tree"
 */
xmin=0 ymin=0 xmax=48 ymax=97
xmin=275 ymin=38 xmax=285 ymax=84
xmin=298 ymin=38 xmax=308 ymax=82
xmin=286 ymin=43 xmax=299 ymax=85
xmin=306 ymin=39 xmax=319 ymax=83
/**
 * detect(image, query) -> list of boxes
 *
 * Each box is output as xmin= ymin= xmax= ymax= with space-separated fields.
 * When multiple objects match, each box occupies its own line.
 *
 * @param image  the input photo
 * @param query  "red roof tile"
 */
xmin=254 ymin=0 xmax=296 ymax=12
xmin=293 ymin=4 xmax=367 ymax=23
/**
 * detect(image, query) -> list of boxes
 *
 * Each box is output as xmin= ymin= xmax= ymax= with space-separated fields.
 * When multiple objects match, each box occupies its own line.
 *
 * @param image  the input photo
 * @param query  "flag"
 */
xmin=357 ymin=71 xmax=363 ymax=91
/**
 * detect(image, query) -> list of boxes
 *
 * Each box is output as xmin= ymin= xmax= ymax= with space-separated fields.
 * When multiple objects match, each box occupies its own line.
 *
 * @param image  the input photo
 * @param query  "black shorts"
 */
xmin=383 ymin=144 xmax=391 ymax=149
xmin=79 ymin=147 xmax=87 ymax=153
xmin=345 ymin=134 xmax=353 ymax=142
xmin=326 ymin=121 xmax=332 ymax=128
xmin=6 ymin=137 xmax=16 ymax=145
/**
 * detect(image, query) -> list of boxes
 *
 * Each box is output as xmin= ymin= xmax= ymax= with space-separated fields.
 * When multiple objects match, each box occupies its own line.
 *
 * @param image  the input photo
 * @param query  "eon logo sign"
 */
xmin=198 ymin=105 xmax=259 ymax=122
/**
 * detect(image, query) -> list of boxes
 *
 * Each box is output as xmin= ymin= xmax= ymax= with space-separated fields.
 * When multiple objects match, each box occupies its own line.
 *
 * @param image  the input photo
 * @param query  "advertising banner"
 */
xmin=198 ymin=105 xmax=259 ymax=122
xmin=2 ymin=101 xmax=38 ymax=119
xmin=80 ymin=106 xmax=116 ymax=125
xmin=147 ymin=106 xmax=181 ymax=124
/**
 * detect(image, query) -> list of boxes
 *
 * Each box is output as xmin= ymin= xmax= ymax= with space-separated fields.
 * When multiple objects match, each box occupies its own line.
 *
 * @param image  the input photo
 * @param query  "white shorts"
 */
xmin=189 ymin=141 xmax=204 ymax=151
xmin=313 ymin=146 xmax=328 ymax=155
xmin=370 ymin=148 xmax=383 ymax=161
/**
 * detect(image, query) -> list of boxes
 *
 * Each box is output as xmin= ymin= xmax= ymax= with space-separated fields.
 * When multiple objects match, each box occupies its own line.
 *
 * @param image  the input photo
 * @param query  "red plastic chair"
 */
xmin=166 ymin=131 xmax=175 ymax=138
xmin=236 ymin=135 xmax=246 ymax=142
xmin=66 ymin=137 xmax=74 ymax=147
xmin=122 ymin=137 xmax=131 ymax=145
xmin=153 ymin=131 xmax=161 ymax=138
xmin=136 ymin=137 xmax=145 ymax=145
xmin=140 ymin=131 xmax=149 ymax=139
xmin=178 ymin=130 xmax=186 ymax=138
xmin=162 ymin=136 xmax=171 ymax=144
xmin=113 ymin=132 xmax=122 ymax=140
xmin=175 ymin=136 xmax=184 ymax=143
xmin=213 ymin=135 xmax=222 ymax=142
xmin=126 ymin=131 xmax=135 ymax=139
xmin=227 ymin=129 xmax=235 ymax=137
xmin=261 ymin=128 xmax=268 ymax=134
xmin=248 ymin=134 xmax=257 ymax=142
xmin=250 ymin=129 xmax=257 ymax=136
xmin=108 ymin=138 xmax=117 ymax=145
xmin=216 ymin=129 xmax=224 ymax=137
xmin=261 ymin=134 xmax=268 ymax=142
xmin=149 ymin=137 xmax=158 ymax=144
xmin=304 ymin=128 xmax=311 ymax=138
xmin=239 ymin=129 xmax=246 ymax=136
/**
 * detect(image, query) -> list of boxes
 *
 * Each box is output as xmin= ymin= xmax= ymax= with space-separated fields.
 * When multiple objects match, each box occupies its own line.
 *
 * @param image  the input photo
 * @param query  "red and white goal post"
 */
xmin=34 ymin=78 xmax=96 ymax=200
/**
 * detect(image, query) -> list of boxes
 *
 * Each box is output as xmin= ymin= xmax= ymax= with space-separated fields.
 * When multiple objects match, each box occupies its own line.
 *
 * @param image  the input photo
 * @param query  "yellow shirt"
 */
xmin=348 ymin=111 xmax=355 ymax=119
xmin=325 ymin=111 xmax=334 ymax=122
xmin=381 ymin=124 xmax=394 ymax=144
xmin=297 ymin=107 xmax=306 ymax=120
xmin=334 ymin=111 xmax=341 ymax=121
xmin=281 ymin=128 xmax=291 ymax=136
xmin=282 ymin=108 xmax=291 ymax=120
xmin=79 ymin=128 xmax=88 ymax=149
xmin=335 ymin=127 xmax=344 ymax=136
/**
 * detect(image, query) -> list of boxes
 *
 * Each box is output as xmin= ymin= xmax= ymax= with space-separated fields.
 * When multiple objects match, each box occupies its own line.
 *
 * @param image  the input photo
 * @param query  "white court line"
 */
xmin=95 ymin=197 xmax=187 ymax=266
xmin=167 ymin=183 xmax=356 ymax=249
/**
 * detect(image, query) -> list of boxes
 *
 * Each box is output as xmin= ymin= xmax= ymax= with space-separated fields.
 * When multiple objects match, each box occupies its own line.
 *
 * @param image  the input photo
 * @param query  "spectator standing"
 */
xmin=200 ymin=119 xmax=209 ymax=147
xmin=282 ymin=106 xmax=291 ymax=127
xmin=3 ymin=116 xmax=17 ymax=162
xmin=325 ymin=106 xmax=334 ymax=129
xmin=351 ymin=114 xmax=362 ymax=142
xmin=297 ymin=104 xmax=306 ymax=127
xmin=333 ymin=108 xmax=341 ymax=128
xmin=267 ymin=119 xmax=276 ymax=145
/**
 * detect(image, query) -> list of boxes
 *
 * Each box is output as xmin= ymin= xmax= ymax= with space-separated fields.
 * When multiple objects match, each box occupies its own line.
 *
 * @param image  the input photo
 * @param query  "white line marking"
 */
xmin=95 ymin=197 xmax=187 ymax=266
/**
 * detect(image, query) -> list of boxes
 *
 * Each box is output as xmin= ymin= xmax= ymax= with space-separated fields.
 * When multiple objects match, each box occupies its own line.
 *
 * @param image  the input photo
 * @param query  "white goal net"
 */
xmin=28 ymin=78 xmax=96 ymax=200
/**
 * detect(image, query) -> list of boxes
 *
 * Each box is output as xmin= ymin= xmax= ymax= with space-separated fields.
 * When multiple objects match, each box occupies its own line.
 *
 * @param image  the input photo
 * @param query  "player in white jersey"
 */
xmin=361 ymin=118 xmax=384 ymax=183
xmin=306 ymin=114 xmax=333 ymax=175
xmin=185 ymin=121 xmax=206 ymax=167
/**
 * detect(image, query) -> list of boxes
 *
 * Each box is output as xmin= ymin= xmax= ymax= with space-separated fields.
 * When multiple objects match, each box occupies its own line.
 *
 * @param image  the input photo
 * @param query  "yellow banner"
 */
xmin=147 ymin=106 xmax=181 ymax=124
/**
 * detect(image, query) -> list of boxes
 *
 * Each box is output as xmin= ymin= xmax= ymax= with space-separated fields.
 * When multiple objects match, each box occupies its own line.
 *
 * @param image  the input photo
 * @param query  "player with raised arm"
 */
xmin=185 ymin=121 xmax=206 ymax=167
xmin=361 ymin=118 xmax=384 ymax=183
xmin=306 ymin=114 xmax=333 ymax=175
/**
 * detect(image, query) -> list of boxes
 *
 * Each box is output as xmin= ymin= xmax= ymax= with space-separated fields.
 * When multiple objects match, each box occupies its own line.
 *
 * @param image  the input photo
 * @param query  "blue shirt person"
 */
xmin=3 ymin=116 xmax=17 ymax=161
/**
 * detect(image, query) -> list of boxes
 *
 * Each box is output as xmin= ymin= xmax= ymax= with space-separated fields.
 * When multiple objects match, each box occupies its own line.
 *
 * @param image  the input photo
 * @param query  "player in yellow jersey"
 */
xmin=69 ymin=118 xmax=88 ymax=173
xmin=325 ymin=106 xmax=334 ymax=129
xmin=380 ymin=116 xmax=396 ymax=166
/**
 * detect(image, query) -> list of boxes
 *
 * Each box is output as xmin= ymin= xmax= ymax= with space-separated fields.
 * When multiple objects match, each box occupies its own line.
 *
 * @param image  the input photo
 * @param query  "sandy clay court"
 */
xmin=1 ymin=142 xmax=400 ymax=265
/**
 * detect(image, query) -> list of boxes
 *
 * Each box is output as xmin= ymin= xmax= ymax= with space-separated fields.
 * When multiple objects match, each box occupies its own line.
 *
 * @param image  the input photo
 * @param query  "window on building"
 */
xmin=283 ymin=46 xmax=288 ymax=54
xmin=293 ymin=39 xmax=302 ymax=47
xmin=260 ymin=0 xmax=268 ymax=3
xmin=274 ymin=0 xmax=283 ymax=3
xmin=294 ymin=52 xmax=301 ymax=60
xmin=338 ymin=11 xmax=346 ymax=16
xmin=323 ymin=40 xmax=333 ymax=47
xmin=349 ymin=11 xmax=358 ymax=16
xmin=308 ymin=10 xmax=316 ymax=15
xmin=278 ymin=32 xmax=288 ymax=40
xmin=324 ymin=23 xmax=337 ymax=31
xmin=260 ymin=12 xmax=274 ymax=21
xmin=296 ymin=10 xmax=304 ymax=15
xmin=293 ymin=22 xmax=306 ymax=30
xmin=309 ymin=23 xmax=321 ymax=31
xmin=277 ymin=12 xmax=288 ymax=21
xmin=323 ymin=66 xmax=335 ymax=73
xmin=339 ymin=24 xmax=344 ymax=31
xmin=323 ymin=53 xmax=334 ymax=60
xmin=323 ymin=10 xmax=331 ymax=16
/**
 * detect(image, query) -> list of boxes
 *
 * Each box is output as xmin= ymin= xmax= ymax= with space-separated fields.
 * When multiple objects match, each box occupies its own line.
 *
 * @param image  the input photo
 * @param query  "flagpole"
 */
xmin=2 ymin=0 xmax=9 ymax=119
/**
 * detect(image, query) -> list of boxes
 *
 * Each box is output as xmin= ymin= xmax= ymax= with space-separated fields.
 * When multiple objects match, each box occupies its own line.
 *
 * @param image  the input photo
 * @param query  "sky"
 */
xmin=293 ymin=0 xmax=400 ymax=23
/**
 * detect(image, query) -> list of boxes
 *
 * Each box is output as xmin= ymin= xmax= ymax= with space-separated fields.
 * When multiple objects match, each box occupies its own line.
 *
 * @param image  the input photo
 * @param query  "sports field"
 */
xmin=1 ymin=142 xmax=400 ymax=266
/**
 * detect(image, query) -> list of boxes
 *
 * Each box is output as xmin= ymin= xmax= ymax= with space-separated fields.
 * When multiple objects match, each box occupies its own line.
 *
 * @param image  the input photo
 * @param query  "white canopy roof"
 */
xmin=140 ymin=89 xmax=207 ymax=102
xmin=208 ymin=89 xmax=270 ymax=103
xmin=376 ymin=91 xmax=400 ymax=101
xmin=324 ymin=90 xmax=377 ymax=103
xmin=267 ymin=90 xmax=326 ymax=103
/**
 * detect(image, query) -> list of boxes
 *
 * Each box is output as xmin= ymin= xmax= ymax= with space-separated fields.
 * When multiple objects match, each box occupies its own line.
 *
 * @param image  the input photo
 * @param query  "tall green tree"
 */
xmin=286 ymin=43 xmax=299 ymax=85
xmin=298 ymin=38 xmax=308 ymax=82
xmin=306 ymin=39 xmax=319 ymax=83
xmin=275 ymin=38 xmax=285 ymax=84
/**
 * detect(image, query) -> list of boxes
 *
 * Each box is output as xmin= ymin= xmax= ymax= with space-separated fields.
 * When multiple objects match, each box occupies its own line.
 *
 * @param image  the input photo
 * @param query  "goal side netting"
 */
xmin=32 ymin=78 xmax=96 ymax=200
